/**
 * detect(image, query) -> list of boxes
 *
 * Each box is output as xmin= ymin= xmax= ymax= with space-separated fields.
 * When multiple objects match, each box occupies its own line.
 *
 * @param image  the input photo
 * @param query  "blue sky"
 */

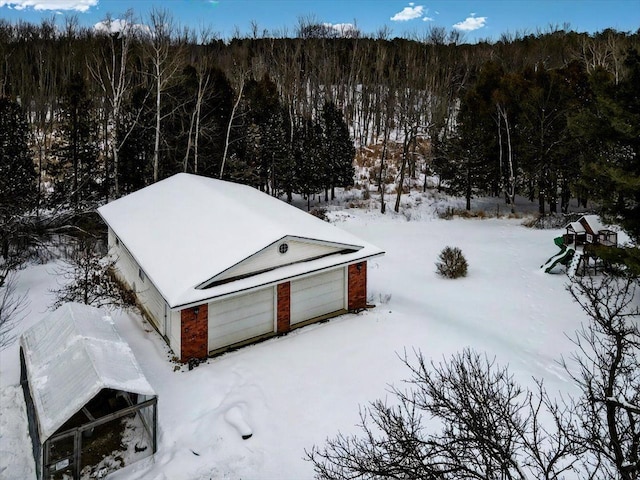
xmin=0 ymin=0 xmax=638 ymax=42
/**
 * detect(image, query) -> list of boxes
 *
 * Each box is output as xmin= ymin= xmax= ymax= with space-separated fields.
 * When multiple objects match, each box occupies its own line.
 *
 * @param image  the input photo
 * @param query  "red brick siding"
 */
xmin=277 ymin=282 xmax=291 ymax=333
xmin=348 ymin=262 xmax=367 ymax=310
xmin=181 ymin=304 xmax=208 ymax=361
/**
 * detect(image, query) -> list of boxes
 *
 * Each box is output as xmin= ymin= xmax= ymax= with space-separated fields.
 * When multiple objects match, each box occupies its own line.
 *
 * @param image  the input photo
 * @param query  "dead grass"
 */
xmin=437 ymin=207 xmax=525 ymax=220
xmin=355 ymin=142 xmax=405 ymax=170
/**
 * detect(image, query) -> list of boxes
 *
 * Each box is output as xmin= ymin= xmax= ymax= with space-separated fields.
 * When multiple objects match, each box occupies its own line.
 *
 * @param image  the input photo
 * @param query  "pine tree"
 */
xmin=264 ymin=108 xmax=295 ymax=199
xmin=434 ymin=65 xmax=499 ymax=210
xmin=294 ymin=117 xmax=324 ymax=210
xmin=0 ymin=96 xmax=36 ymax=272
xmin=52 ymin=73 xmax=100 ymax=209
xmin=572 ymin=49 xmax=640 ymax=241
xmin=0 ymin=97 xmax=36 ymax=219
xmin=117 ymin=87 xmax=153 ymax=194
xmin=321 ymin=101 xmax=355 ymax=200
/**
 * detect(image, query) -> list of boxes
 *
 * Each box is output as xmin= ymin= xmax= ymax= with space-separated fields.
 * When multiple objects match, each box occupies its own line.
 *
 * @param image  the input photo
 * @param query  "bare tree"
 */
xmin=0 ymin=272 xmax=28 ymax=350
xmin=50 ymin=236 xmax=134 ymax=310
xmin=89 ymin=10 xmax=141 ymax=197
xmin=308 ymin=348 xmax=580 ymax=480
xmin=496 ymin=102 xmax=517 ymax=211
xmin=145 ymin=8 xmax=184 ymax=183
xmin=181 ymin=26 xmax=220 ymax=174
xmin=563 ymin=274 xmax=640 ymax=480
xmin=219 ymin=70 xmax=245 ymax=179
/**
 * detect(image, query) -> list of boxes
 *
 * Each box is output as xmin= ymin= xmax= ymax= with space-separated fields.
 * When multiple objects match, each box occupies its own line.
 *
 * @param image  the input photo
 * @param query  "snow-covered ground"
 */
xmin=0 ymin=192 xmax=598 ymax=479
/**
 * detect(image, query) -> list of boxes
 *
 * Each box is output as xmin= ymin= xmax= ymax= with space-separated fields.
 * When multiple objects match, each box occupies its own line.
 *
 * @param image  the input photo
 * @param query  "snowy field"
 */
xmin=0 ymin=192 xmax=599 ymax=479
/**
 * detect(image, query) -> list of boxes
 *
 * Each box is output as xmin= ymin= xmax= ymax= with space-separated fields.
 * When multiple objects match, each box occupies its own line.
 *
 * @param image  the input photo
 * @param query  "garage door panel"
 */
xmin=292 ymin=280 xmax=343 ymax=296
xmin=291 ymin=270 xmax=342 ymax=292
xmin=214 ymin=297 xmax=273 ymax=319
xmin=210 ymin=313 xmax=270 ymax=335
xmin=213 ymin=322 xmax=274 ymax=348
xmin=208 ymin=288 xmax=274 ymax=351
xmin=290 ymin=269 xmax=345 ymax=325
xmin=213 ymin=289 xmax=272 ymax=314
xmin=302 ymin=302 xmax=342 ymax=321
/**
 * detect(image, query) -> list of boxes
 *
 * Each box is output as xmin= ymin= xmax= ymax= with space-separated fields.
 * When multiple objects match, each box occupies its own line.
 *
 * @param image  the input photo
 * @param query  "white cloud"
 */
xmin=94 ymin=18 xmax=151 ymax=36
xmin=94 ymin=18 xmax=127 ymax=33
xmin=422 ymin=16 xmax=434 ymax=22
xmin=453 ymin=14 xmax=487 ymax=31
xmin=390 ymin=4 xmax=425 ymax=21
xmin=323 ymin=22 xmax=359 ymax=37
xmin=0 ymin=0 xmax=97 ymax=12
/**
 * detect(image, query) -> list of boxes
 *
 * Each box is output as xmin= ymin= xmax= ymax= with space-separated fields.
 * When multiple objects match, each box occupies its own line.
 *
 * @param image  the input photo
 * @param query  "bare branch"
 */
xmin=0 ymin=271 xmax=28 ymax=350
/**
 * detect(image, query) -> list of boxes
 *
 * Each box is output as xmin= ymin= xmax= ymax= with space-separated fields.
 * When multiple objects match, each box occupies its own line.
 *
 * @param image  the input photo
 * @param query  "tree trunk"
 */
xmin=394 ymin=130 xmax=411 ymax=213
xmin=194 ymin=91 xmax=202 ymax=174
xmin=220 ymin=78 xmax=244 ymax=179
xmin=466 ymin=167 xmax=471 ymax=211
xmin=183 ymin=109 xmax=196 ymax=172
xmin=501 ymin=107 xmax=516 ymax=213
xmin=379 ymin=139 xmax=387 ymax=214
xmin=153 ymin=61 xmax=161 ymax=183
xmin=193 ymin=70 xmax=208 ymax=174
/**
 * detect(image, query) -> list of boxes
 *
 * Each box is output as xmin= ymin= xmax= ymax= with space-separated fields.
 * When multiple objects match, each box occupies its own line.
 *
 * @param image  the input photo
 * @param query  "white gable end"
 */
xmin=199 ymin=236 xmax=360 ymax=287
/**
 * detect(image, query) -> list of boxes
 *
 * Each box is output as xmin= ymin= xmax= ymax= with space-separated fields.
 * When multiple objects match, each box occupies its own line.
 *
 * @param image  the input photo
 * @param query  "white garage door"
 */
xmin=208 ymin=288 xmax=275 ymax=352
xmin=290 ymin=269 xmax=346 ymax=325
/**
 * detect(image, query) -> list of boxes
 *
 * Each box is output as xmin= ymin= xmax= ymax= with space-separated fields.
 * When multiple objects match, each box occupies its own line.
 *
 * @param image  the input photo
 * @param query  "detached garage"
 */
xmin=98 ymin=173 xmax=384 ymax=362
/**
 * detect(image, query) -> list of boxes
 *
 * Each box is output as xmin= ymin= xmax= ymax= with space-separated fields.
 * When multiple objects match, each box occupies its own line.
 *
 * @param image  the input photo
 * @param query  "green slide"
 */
xmin=541 ymin=246 xmax=575 ymax=273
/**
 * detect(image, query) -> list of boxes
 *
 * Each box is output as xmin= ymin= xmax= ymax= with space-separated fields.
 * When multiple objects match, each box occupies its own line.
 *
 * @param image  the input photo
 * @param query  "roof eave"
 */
xmin=171 ymin=250 xmax=384 ymax=311
xmin=195 ymin=234 xmax=365 ymax=290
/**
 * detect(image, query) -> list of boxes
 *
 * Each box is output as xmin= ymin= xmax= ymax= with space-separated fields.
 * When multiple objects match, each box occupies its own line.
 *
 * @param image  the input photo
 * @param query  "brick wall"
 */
xmin=348 ymin=261 xmax=367 ymax=310
xmin=181 ymin=304 xmax=208 ymax=361
xmin=277 ymin=282 xmax=291 ymax=333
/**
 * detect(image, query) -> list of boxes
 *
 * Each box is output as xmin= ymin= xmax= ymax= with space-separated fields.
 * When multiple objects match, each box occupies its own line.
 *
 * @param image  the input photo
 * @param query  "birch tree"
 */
xmin=182 ymin=27 xmax=218 ymax=174
xmin=145 ymin=8 xmax=183 ymax=183
xmin=219 ymin=66 xmax=246 ymax=179
xmin=89 ymin=10 xmax=138 ymax=197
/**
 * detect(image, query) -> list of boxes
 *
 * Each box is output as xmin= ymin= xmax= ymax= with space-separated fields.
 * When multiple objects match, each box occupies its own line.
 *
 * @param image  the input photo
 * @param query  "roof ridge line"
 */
xmin=71 ymin=306 xmax=107 ymax=392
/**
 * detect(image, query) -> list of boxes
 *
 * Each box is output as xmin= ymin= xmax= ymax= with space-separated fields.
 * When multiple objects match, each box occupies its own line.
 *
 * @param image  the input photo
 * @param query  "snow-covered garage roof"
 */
xmin=20 ymin=303 xmax=156 ymax=441
xmin=98 ymin=173 xmax=384 ymax=308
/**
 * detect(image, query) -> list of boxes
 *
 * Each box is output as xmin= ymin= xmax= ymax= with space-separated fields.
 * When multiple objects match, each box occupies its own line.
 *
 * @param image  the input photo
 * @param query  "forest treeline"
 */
xmin=0 ymin=11 xmax=639 ymax=238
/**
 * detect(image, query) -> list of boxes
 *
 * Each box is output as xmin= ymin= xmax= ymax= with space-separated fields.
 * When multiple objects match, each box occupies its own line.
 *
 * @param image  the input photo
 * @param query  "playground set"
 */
xmin=541 ymin=215 xmax=618 ymax=276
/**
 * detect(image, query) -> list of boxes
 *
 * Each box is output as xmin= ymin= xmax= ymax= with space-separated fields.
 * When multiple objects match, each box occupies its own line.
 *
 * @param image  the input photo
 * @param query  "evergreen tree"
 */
xmin=571 ymin=49 xmax=640 ymax=241
xmin=440 ymin=124 xmax=489 ymax=211
xmin=52 ymin=73 xmax=100 ymax=209
xmin=439 ymin=78 xmax=497 ymax=210
xmin=294 ymin=117 xmax=324 ymax=210
xmin=517 ymin=65 xmax=574 ymax=214
xmin=0 ymin=97 xmax=35 ymax=217
xmin=117 ymin=86 xmax=154 ymax=194
xmin=321 ymin=101 xmax=355 ymax=200
xmin=0 ymin=96 xmax=36 ymax=270
xmin=240 ymin=74 xmax=282 ymax=191
xmin=264 ymin=107 xmax=295 ymax=199
xmin=196 ymin=66 xmax=235 ymax=178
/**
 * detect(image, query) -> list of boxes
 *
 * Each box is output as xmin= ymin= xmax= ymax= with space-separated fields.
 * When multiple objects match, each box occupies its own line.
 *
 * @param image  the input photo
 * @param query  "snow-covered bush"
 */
xmin=435 ymin=246 xmax=468 ymax=279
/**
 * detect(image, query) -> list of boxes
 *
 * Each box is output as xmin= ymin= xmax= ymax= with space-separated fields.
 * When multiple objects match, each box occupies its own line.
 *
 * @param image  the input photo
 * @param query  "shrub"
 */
xmin=309 ymin=208 xmax=328 ymax=222
xmin=436 ymin=246 xmax=468 ymax=279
